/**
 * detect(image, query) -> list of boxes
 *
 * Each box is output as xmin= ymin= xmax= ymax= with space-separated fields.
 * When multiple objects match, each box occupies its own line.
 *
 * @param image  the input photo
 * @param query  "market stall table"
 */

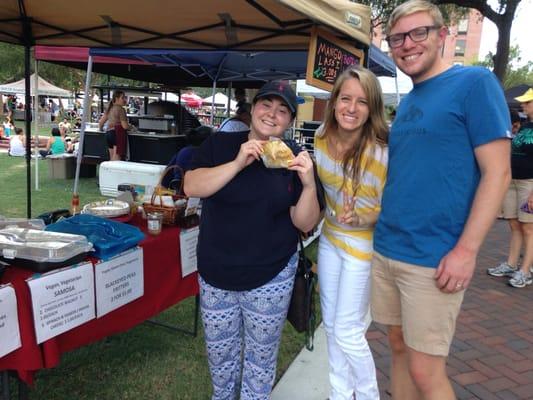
xmin=0 ymin=215 xmax=199 ymax=386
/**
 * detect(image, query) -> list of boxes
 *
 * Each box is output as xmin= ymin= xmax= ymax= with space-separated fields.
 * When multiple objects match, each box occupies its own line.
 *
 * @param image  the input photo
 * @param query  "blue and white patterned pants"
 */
xmin=199 ymin=253 xmax=297 ymax=400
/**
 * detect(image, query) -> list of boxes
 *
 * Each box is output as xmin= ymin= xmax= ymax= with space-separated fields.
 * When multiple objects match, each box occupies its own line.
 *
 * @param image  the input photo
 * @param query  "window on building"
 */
xmin=457 ymin=19 xmax=469 ymax=34
xmin=455 ymin=39 xmax=466 ymax=57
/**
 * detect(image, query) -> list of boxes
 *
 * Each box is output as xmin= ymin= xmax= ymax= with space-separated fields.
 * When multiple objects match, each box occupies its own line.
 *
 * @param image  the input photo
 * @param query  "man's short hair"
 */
xmin=386 ymin=0 xmax=444 ymax=35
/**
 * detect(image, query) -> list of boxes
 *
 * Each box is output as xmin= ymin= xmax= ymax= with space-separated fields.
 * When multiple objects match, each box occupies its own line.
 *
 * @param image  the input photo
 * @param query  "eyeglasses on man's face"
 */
xmin=386 ymin=25 xmax=440 ymax=49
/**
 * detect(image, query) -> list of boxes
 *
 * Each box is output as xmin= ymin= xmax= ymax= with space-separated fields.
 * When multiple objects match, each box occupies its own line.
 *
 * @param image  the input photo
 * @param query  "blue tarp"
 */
xmin=89 ymin=45 xmax=396 ymax=84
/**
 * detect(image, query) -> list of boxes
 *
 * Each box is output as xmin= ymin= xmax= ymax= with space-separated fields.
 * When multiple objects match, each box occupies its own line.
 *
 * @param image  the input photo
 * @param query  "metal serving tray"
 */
xmin=82 ymin=199 xmax=130 ymax=218
xmin=0 ymin=228 xmax=93 ymax=271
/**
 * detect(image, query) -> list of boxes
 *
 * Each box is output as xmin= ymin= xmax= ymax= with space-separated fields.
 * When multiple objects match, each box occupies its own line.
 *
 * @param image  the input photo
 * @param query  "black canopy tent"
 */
xmin=0 ymin=0 xmax=373 ymax=217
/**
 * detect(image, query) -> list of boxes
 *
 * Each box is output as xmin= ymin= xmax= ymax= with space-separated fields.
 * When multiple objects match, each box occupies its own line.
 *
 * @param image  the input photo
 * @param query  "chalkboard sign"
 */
xmin=306 ymin=27 xmax=365 ymax=92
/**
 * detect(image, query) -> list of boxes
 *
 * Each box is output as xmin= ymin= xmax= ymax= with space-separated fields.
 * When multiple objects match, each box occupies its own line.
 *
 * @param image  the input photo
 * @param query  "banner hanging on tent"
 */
xmin=306 ymin=27 xmax=365 ymax=92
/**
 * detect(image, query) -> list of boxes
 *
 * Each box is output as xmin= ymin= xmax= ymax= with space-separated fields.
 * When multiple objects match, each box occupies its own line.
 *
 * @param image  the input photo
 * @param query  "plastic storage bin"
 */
xmin=47 ymin=154 xmax=76 ymax=179
xmin=0 ymin=228 xmax=93 ymax=272
xmin=46 ymin=214 xmax=145 ymax=260
xmin=98 ymin=161 xmax=166 ymax=197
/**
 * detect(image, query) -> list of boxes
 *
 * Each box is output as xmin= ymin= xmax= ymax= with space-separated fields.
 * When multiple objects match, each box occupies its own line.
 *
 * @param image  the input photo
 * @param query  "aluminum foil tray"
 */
xmin=0 ymin=216 xmax=45 ymax=230
xmin=0 ymin=228 xmax=93 ymax=270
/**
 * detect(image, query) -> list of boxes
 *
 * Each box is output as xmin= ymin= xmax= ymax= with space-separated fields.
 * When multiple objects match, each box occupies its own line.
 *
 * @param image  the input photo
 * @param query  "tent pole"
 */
xmin=227 ymin=82 xmax=232 ymax=118
xmin=72 ymin=55 xmax=93 ymax=214
xmin=210 ymin=81 xmax=216 ymax=126
xmin=33 ymin=57 xmax=39 ymax=191
xmin=24 ymin=45 xmax=32 ymax=218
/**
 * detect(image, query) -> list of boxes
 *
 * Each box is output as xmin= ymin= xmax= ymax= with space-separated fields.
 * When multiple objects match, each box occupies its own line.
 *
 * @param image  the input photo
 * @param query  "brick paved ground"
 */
xmin=367 ymin=219 xmax=533 ymax=399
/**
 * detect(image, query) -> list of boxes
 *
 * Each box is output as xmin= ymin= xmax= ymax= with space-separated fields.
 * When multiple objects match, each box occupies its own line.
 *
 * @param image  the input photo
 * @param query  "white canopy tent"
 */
xmin=202 ymin=93 xmax=237 ymax=111
xmin=0 ymin=73 xmax=71 ymax=98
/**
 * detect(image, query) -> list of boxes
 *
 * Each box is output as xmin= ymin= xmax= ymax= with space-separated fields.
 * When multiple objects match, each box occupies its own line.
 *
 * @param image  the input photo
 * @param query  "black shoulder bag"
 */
xmin=287 ymin=234 xmax=317 ymax=351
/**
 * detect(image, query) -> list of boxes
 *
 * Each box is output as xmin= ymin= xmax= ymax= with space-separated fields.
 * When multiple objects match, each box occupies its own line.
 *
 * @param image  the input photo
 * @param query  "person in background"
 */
xmin=59 ymin=124 xmax=74 ymax=153
xmin=184 ymin=80 xmax=320 ymax=400
xmin=234 ymin=87 xmax=247 ymax=109
xmin=218 ymin=103 xmax=252 ymax=133
xmin=8 ymin=127 xmax=26 ymax=157
xmin=509 ymin=109 xmax=522 ymax=137
xmin=98 ymin=90 xmax=132 ymax=160
xmin=59 ymin=117 xmax=72 ymax=134
xmin=3 ymin=117 xmax=14 ymax=138
xmin=488 ymin=88 xmax=533 ymax=287
xmin=314 ymin=66 xmax=388 ymax=400
xmin=162 ymin=126 xmax=214 ymax=189
xmin=39 ymin=127 xmax=66 ymax=158
xmin=48 ymin=99 xmax=59 ymax=122
xmin=371 ymin=1 xmax=511 ymax=399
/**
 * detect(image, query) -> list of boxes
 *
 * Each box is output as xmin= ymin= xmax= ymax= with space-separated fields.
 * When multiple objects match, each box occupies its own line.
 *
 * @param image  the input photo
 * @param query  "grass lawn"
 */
xmin=0 ymin=153 xmax=319 ymax=399
xmin=0 ymin=153 xmax=102 ymax=218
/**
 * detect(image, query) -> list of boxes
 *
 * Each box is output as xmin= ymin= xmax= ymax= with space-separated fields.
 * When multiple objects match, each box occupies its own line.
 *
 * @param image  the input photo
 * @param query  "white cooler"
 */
xmin=98 ymin=161 xmax=166 ymax=197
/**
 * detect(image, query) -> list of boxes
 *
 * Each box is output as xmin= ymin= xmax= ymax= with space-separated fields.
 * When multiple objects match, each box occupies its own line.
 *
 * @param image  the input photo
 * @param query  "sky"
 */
xmin=478 ymin=0 xmax=533 ymax=66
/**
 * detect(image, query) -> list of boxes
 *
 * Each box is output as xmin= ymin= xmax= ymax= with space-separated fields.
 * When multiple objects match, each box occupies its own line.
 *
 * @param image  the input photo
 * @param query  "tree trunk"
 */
xmin=493 ymin=19 xmax=511 ymax=82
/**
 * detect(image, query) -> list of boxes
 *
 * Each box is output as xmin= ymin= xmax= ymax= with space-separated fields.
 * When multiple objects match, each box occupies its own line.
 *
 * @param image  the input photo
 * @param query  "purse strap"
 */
xmin=298 ymin=232 xmax=316 ymax=351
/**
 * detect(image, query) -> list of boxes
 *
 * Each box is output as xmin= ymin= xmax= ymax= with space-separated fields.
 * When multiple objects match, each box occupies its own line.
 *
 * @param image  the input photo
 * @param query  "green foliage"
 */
xmin=0 ymin=43 xmax=146 ymax=95
xmin=474 ymin=45 xmax=533 ymax=89
xmin=359 ymin=0 xmax=467 ymax=31
xmin=0 ymin=43 xmax=24 ymax=83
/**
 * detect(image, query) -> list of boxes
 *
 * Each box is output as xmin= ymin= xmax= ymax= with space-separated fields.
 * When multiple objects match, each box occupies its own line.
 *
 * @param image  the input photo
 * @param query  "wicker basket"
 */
xmin=143 ymin=165 xmax=187 ymax=225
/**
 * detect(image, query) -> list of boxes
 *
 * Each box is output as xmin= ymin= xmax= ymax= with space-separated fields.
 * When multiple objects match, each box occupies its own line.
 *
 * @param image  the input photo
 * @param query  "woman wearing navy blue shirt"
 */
xmin=184 ymin=81 xmax=320 ymax=400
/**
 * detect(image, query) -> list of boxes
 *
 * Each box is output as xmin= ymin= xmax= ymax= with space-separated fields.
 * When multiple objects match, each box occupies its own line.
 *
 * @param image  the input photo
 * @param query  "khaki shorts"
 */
xmin=502 ymin=179 xmax=533 ymax=223
xmin=370 ymin=252 xmax=464 ymax=357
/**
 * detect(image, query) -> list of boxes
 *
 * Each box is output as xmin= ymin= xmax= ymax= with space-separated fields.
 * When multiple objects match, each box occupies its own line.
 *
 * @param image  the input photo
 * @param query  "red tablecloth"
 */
xmin=0 ymin=216 xmax=199 ymax=384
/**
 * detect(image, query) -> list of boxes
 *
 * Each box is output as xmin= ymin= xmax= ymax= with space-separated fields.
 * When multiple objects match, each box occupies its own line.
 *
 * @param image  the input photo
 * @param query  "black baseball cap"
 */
xmin=253 ymin=80 xmax=297 ymax=114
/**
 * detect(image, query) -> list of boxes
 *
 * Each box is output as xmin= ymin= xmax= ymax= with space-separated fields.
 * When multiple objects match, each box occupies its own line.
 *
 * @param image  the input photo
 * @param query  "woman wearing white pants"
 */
xmin=314 ymin=66 xmax=388 ymax=400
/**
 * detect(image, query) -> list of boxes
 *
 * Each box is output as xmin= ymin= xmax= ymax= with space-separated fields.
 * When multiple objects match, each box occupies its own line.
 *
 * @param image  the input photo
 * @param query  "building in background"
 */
xmin=372 ymin=9 xmax=483 ymax=66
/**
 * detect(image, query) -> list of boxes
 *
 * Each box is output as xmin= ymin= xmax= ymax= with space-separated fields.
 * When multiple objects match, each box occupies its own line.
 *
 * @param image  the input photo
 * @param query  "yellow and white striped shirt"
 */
xmin=314 ymin=131 xmax=388 ymax=261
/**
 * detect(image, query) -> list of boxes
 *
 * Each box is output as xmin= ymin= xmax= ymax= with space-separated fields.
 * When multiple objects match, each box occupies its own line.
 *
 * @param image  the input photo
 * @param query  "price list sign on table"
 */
xmin=27 ymin=262 xmax=95 ymax=344
xmin=94 ymin=247 xmax=144 ymax=318
xmin=0 ymin=284 xmax=21 ymax=357
xmin=306 ymin=26 xmax=365 ymax=92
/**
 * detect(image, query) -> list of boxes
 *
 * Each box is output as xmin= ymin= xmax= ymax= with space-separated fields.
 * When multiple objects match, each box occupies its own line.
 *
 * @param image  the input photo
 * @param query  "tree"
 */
xmin=474 ymin=45 xmax=533 ymax=89
xmin=362 ymin=0 xmax=522 ymax=82
xmin=434 ymin=0 xmax=521 ymax=82
xmin=0 ymin=43 xmax=147 ymax=96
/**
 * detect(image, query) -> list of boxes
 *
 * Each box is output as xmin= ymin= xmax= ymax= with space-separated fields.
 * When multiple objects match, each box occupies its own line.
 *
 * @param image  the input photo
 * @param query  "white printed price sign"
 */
xmin=27 ymin=262 xmax=95 ymax=344
xmin=0 ymin=284 xmax=21 ymax=357
xmin=95 ymin=247 xmax=144 ymax=318
xmin=179 ymin=227 xmax=199 ymax=277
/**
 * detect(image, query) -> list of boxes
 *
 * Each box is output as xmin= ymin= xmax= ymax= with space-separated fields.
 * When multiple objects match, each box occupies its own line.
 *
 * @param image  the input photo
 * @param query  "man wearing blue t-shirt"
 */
xmin=371 ymin=1 xmax=511 ymax=399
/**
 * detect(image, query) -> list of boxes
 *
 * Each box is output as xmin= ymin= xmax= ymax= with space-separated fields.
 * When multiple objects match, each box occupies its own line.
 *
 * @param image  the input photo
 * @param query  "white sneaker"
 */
xmin=509 ymin=270 xmax=533 ymax=288
xmin=487 ymin=262 xmax=516 ymax=277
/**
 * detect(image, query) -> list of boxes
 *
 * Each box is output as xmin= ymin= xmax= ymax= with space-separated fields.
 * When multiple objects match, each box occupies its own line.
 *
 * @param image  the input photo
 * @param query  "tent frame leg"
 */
xmin=0 ymin=372 xmax=28 ymax=400
xmin=145 ymin=294 xmax=199 ymax=337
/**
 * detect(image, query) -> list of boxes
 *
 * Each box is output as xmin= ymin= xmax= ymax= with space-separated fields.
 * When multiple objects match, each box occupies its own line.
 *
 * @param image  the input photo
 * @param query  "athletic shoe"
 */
xmin=487 ymin=262 xmax=516 ymax=277
xmin=508 ymin=270 xmax=533 ymax=288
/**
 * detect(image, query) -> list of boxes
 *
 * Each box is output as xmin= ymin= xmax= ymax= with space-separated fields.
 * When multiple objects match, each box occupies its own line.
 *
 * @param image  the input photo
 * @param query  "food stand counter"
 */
xmin=128 ymin=132 xmax=187 ymax=165
xmin=0 ymin=215 xmax=199 ymax=385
